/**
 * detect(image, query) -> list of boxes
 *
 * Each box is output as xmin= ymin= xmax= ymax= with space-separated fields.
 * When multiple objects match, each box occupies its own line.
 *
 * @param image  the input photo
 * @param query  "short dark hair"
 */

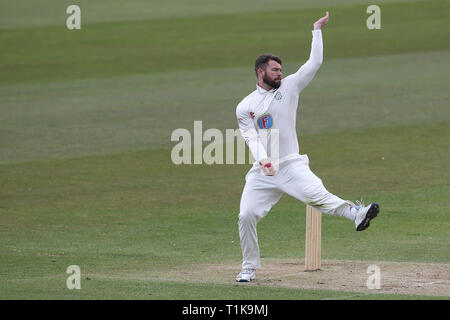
xmin=254 ymin=53 xmax=282 ymax=77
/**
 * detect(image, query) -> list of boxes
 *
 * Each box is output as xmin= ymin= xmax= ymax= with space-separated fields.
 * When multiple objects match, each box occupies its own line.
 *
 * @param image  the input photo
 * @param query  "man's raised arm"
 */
xmin=290 ymin=12 xmax=329 ymax=92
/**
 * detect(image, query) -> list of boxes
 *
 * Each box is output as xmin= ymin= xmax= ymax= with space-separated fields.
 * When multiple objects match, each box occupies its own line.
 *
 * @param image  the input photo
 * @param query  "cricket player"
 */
xmin=235 ymin=12 xmax=380 ymax=282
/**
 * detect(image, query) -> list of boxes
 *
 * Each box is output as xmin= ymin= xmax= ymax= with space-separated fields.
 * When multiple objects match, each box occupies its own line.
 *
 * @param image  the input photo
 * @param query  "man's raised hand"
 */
xmin=313 ymin=11 xmax=329 ymax=30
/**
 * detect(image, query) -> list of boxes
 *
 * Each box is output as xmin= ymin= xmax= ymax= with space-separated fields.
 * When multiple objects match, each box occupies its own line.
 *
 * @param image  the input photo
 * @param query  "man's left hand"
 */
xmin=314 ymin=11 xmax=329 ymax=30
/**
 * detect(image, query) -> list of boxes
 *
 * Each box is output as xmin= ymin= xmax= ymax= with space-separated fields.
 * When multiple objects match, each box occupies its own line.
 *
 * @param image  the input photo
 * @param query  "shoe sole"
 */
xmin=236 ymin=278 xmax=254 ymax=283
xmin=356 ymin=203 xmax=379 ymax=231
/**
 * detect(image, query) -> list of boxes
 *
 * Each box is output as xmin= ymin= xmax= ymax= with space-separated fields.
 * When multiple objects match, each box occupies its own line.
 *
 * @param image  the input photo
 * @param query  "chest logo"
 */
xmin=274 ymin=91 xmax=283 ymax=101
xmin=257 ymin=114 xmax=273 ymax=130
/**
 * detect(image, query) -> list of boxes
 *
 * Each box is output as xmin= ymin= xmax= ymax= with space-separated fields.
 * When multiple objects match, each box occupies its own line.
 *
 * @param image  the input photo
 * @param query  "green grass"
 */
xmin=1 ymin=0 xmax=449 ymax=299
xmin=1 ymin=1 xmax=449 ymax=85
xmin=1 ymin=123 xmax=449 ymax=299
xmin=2 ymin=277 xmax=447 ymax=300
xmin=1 ymin=50 xmax=449 ymax=163
xmin=0 ymin=0 xmax=424 ymax=29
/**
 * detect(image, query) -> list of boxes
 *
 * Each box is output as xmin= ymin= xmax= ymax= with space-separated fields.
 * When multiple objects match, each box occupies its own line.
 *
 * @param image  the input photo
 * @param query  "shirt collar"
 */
xmin=256 ymin=84 xmax=276 ymax=94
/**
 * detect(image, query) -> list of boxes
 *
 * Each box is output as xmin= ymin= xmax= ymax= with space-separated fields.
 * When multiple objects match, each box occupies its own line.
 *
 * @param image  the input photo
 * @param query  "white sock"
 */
xmin=332 ymin=202 xmax=356 ymax=221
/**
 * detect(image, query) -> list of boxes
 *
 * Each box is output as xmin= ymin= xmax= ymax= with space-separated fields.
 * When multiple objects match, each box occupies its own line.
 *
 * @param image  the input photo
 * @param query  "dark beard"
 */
xmin=263 ymin=74 xmax=281 ymax=89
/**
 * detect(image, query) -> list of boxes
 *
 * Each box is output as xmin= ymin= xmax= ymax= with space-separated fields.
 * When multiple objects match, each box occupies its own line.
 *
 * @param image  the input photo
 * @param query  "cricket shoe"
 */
xmin=353 ymin=200 xmax=380 ymax=231
xmin=236 ymin=268 xmax=256 ymax=282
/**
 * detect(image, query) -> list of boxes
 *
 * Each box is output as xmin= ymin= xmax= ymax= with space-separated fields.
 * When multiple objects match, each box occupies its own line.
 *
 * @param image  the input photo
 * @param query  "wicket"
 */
xmin=305 ymin=205 xmax=322 ymax=271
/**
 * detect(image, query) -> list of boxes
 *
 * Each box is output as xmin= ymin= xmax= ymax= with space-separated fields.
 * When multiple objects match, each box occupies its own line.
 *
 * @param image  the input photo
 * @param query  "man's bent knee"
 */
xmin=238 ymin=209 xmax=261 ymax=224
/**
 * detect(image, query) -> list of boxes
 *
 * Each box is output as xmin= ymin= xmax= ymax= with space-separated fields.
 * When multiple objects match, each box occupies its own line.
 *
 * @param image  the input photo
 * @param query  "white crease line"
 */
xmin=409 ymin=280 xmax=449 ymax=288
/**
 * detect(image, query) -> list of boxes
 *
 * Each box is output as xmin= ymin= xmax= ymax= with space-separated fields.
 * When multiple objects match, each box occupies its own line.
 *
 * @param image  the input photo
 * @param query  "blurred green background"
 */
xmin=0 ymin=0 xmax=449 ymax=299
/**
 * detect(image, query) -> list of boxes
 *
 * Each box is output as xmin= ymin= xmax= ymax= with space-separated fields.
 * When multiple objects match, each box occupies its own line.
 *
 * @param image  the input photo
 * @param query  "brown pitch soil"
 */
xmin=163 ymin=258 xmax=450 ymax=297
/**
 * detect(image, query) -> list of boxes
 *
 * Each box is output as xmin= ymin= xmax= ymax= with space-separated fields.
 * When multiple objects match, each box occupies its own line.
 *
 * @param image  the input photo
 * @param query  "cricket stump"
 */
xmin=305 ymin=205 xmax=322 ymax=271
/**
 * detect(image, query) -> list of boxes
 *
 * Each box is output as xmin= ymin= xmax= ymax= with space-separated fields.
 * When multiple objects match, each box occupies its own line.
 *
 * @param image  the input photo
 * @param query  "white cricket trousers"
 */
xmin=238 ymin=155 xmax=354 ymax=269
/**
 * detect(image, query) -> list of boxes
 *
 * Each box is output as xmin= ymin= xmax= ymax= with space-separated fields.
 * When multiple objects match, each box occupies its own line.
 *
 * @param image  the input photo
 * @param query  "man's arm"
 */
xmin=236 ymin=103 xmax=267 ymax=164
xmin=236 ymin=103 xmax=276 ymax=175
xmin=289 ymin=12 xmax=329 ymax=92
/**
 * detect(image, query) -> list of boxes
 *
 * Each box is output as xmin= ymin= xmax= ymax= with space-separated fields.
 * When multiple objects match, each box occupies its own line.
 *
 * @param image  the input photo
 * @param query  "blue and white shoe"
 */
xmin=353 ymin=200 xmax=380 ymax=231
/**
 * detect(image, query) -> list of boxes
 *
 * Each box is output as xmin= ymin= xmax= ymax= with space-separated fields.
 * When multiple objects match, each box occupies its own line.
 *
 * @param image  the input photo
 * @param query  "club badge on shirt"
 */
xmin=274 ymin=91 xmax=283 ymax=101
xmin=257 ymin=114 xmax=273 ymax=129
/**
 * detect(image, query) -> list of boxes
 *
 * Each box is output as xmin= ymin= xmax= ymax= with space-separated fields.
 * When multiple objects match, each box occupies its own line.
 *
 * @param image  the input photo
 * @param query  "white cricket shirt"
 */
xmin=236 ymin=29 xmax=323 ymax=166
